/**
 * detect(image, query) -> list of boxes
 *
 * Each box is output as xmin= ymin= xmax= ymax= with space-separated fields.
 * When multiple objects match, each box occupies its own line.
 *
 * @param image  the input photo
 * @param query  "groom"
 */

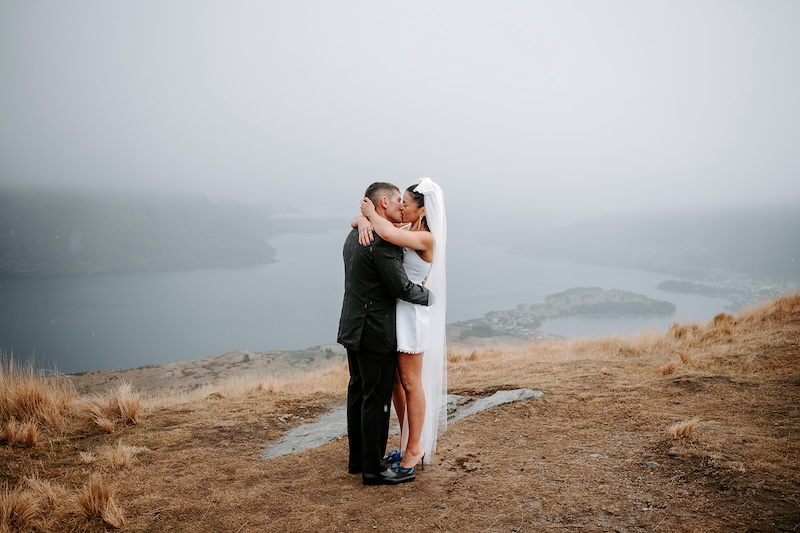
xmin=337 ymin=181 xmax=432 ymax=486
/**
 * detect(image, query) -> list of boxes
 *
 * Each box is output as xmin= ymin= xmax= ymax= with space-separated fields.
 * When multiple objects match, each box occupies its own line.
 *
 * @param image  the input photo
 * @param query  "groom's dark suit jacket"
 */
xmin=337 ymin=229 xmax=431 ymax=353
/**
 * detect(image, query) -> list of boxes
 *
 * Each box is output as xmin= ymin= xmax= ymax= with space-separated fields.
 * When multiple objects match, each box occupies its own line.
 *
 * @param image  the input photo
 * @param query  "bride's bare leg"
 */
xmin=391 ymin=368 xmax=406 ymax=449
xmin=397 ymin=351 xmax=425 ymax=469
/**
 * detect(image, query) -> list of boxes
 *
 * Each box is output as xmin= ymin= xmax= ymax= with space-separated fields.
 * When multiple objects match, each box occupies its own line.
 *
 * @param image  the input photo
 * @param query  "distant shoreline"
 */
xmin=448 ymin=287 xmax=675 ymax=341
xmin=65 ymin=287 xmax=674 ymax=394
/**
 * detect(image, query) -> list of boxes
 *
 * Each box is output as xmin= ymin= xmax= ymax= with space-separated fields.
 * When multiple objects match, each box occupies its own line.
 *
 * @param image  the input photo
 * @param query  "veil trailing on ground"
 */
xmin=413 ymin=177 xmax=447 ymax=460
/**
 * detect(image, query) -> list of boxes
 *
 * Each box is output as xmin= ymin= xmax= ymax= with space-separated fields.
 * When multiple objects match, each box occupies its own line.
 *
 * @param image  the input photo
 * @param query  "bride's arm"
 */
xmin=360 ymin=197 xmax=433 ymax=251
xmin=351 ymin=215 xmax=374 ymax=246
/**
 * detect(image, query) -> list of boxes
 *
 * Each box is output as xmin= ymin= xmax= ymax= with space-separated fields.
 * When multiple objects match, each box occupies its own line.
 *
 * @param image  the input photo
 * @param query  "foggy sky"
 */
xmin=1 ymin=1 xmax=799 ymax=221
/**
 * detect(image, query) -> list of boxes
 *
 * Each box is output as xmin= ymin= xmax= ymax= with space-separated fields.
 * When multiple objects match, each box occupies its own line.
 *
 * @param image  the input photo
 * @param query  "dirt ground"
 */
xmin=3 ymin=295 xmax=799 ymax=532
xmin=123 ymin=368 xmax=796 ymax=532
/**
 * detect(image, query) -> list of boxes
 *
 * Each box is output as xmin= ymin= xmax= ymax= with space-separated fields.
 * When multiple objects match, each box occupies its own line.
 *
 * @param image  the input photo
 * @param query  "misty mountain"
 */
xmin=509 ymin=207 xmax=800 ymax=284
xmin=0 ymin=188 xmax=282 ymax=277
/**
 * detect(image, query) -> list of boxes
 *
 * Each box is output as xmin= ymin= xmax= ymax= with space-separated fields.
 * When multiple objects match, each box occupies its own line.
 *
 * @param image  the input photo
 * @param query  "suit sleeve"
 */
xmin=373 ymin=238 xmax=431 ymax=306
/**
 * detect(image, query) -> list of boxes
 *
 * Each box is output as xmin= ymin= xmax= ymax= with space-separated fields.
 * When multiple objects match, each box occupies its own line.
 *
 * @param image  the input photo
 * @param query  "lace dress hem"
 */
xmin=397 ymin=348 xmax=425 ymax=355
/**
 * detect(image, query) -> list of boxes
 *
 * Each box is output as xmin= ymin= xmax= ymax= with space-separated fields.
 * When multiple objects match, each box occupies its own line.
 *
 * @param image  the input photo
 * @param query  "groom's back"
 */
xmin=337 ymin=228 xmax=401 ymax=353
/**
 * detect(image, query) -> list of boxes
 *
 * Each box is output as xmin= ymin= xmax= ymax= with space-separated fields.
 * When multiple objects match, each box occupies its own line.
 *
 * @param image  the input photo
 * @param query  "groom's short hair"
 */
xmin=364 ymin=182 xmax=399 ymax=206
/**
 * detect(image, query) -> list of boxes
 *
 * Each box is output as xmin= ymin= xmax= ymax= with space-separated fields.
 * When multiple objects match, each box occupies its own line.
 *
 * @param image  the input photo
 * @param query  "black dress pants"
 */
xmin=346 ymin=347 xmax=397 ymax=474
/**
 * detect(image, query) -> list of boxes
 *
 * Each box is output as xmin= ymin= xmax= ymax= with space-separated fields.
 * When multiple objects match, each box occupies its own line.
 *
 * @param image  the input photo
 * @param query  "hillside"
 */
xmin=1 ymin=292 xmax=799 ymax=531
xmin=0 ymin=187 xmax=280 ymax=277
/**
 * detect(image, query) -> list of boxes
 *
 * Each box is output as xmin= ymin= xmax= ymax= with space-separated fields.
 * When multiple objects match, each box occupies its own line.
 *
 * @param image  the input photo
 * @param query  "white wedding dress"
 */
xmin=396 ymin=248 xmax=431 ymax=354
xmin=395 ymin=177 xmax=447 ymax=462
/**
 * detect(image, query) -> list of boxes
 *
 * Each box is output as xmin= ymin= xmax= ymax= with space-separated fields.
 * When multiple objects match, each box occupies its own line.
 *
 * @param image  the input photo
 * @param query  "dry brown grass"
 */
xmin=79 ymin=451 xmax=97 ymax=465
xmin=1 ymin=419 xmax=39 ymax=448
xmin=668 ymin=418 xmax=702 ymax=440
xmin=77 ymin=476 xmax=125 ymax=529
xmin=0 ymin=291 xmax=798 ymax=532
xmin=98 ymin=441 xmax=146 ymax=470
xmin=0 ymin=483 xmax=39 ymax=533
xmin=661 ymin=360 xmax=678 ymax=375
xmin=141 ymin=359 xmax=350 ymax=411
xmin=23 ymin=476 xmax=71 ymax=511
xmin=74 ymin=382 xmax=142 ymax=432
xmin=0 ymin=358 xmax=76 ymax=449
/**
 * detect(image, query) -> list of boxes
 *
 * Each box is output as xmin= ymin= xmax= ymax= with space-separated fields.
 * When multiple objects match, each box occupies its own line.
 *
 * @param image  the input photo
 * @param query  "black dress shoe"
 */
xmin=349 ymin=459 xmax=388 ymax=475
xmin=362 ymin=468 xmax=415 ymax=485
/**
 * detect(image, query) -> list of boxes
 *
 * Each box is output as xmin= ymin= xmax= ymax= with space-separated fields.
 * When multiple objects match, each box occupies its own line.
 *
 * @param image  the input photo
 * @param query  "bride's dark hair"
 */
xmin=405 ymin=185 xmax=424 ymax=208
xmin=406 ymin=185 xmax=429 ymax=230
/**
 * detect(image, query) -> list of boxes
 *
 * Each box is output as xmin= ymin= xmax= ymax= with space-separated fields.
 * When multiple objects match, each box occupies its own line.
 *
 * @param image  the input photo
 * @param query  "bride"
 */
xmin=356 ymin=177 xmax=447 ymax=474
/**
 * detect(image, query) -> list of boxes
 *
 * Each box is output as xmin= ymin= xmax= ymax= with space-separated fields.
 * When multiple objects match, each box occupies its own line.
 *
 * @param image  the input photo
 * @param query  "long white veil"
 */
xmin=414 ymin=177 xmax=447 ymax=460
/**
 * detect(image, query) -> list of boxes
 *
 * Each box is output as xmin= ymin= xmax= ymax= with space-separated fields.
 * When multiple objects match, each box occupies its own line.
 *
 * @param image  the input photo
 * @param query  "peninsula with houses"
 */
xmin=448 ymin=287 xmax=676 ymax=341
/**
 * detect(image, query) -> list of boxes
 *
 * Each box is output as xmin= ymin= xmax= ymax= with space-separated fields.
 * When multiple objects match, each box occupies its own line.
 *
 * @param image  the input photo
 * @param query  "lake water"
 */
xmin=1 ymin=230 xmax=733 ymax=374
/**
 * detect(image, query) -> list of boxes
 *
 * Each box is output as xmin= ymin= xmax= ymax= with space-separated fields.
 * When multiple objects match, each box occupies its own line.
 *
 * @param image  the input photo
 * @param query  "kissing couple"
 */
xmin=337 ymin=178 xmax=447 ymax=485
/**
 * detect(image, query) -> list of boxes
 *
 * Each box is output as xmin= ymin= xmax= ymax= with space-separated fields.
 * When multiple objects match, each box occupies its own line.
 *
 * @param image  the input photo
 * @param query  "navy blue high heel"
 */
xmin=391 ymin=453 xmax=424 ymax=474
xmin=385 ymin=448 xmax=402 ymax=465
xmin=391 ymin=463 xmax=414 ymax=475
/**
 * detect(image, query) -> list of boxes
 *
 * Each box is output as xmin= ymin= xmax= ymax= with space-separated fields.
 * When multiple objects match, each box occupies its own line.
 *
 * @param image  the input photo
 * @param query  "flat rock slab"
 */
xmin=261 ymin=388 xmax=543 ymax=459
xmin=448 ymin=388 xmax=543 ymax=422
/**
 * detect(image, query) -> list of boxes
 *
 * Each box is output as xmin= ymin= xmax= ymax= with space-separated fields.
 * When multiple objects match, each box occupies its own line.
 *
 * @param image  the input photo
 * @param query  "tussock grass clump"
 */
xmin=669 ymin=322 xmax=694 ymax=340
xmin=0 ymin=357 xmax=77 ymax=448
xmin=661 ymin=361 xmax=678 ymax=375
xmin=99 ymin=440 xmax=145 ymax=470
xmin=1 ymin=475 xmax=125 ymax=531
xmin=2 ymin=419 xmax=39 ymax=448
xmin=447 ymin=350 xmax=469 ymax=363
xmin=79 ymin=451 xmax=97 ymax=464
xmin=95 ymin=416 xmax=117 ymax=433
xmin=446 ymin=348 xmax=483 ymax=363
xmin=22 ymin=476 xmax=80 ymax=530
xmin=75 ymin=382 xmax=142 ymax=432
xmin=0 ymin=483 xmax=40 ymax=533
xmin=669 ymin=418 xmax=701 ymax=440
xmin=77 ymin=476 xmax=125 ymax=529
xmin=23 ymin=476 xmax=71 ymax=512
xmin=0 ymin=357 xmax=76 ymax=443
xmin=712 ymin=312 xmax=736 ymax=327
